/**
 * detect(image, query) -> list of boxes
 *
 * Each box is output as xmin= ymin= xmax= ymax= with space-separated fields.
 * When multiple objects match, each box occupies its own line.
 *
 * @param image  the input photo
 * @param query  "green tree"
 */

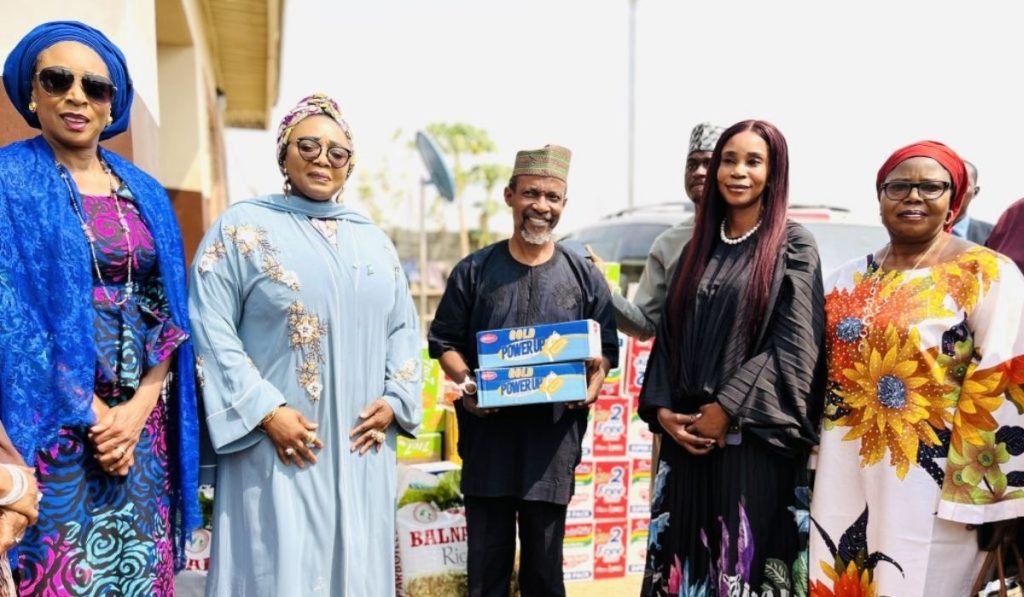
xmin=468 ymin=163 xmax=512 ymax=248
xmin=424 ymin=122 xmax=496 ymax=256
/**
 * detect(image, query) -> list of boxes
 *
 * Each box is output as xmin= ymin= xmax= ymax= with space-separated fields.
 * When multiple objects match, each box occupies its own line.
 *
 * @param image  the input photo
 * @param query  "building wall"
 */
xmin=156 ymin=0 xmax=230 ymax=264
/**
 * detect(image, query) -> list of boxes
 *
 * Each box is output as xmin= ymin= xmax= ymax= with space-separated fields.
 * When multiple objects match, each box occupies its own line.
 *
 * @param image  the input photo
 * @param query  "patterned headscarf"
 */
xmin=276 ymin=93 xmax=355 ymax=177
xmin=876 ymin=140 xmax=968 ymax=232
xmin=688 ymin=122 xmax=725 ymax=155
xmin=2 ymin=20 xmax=134 ymax=141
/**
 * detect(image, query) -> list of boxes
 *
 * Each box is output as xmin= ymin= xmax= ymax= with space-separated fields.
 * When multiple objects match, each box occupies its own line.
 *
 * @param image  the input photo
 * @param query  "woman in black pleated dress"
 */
xmin=639 ymin=120 xmax=826 ymax=597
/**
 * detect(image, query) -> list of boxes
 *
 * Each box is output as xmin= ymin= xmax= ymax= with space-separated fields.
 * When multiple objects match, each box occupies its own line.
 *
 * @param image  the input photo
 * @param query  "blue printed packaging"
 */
xmin=476 ymin=362 xmax=589 ymax=408
xmin=476 ymin=319 xmax=601 ymax=369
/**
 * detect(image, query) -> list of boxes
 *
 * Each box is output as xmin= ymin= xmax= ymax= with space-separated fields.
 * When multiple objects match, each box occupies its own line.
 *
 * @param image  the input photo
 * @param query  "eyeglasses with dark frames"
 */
xmin=293 ymin=136 xmax=352 ymax=169
xmin=35 ymin=67 xmax=116 ymax=104
xmin=880 ymin=180 xmax=951 ymax=202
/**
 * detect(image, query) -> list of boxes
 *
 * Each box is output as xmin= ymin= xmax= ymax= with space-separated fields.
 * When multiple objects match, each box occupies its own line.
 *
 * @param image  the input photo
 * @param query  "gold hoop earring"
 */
xmin=28 ymin=101 xmax=37 ymax=113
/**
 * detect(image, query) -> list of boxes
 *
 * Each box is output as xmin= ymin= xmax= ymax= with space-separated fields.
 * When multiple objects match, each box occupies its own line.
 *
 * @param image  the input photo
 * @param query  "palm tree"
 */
xmin=468 ymin=163 xmax=512 ymax=249
xmin=424 ymin=122 xmax=496 ymax=256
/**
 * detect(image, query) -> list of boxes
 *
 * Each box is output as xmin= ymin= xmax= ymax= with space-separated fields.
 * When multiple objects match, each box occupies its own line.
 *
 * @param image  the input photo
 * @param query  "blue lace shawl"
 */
xmin=0 ymin=135 xmax=200 ymax=568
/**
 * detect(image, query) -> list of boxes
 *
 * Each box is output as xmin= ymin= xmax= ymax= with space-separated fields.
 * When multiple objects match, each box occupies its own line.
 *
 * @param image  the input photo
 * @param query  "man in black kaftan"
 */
xmin=428 ymin=145 xmax=618 ymax=597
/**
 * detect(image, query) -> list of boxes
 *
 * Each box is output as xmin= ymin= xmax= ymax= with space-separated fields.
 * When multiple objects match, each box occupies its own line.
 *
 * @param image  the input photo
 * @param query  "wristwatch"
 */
xmin=458 ymin=374 xmax=477 ymax=396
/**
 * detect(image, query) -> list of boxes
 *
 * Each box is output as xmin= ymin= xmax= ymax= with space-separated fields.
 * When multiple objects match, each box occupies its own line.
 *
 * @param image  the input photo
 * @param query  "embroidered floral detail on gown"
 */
xmin=17 ymin=193 xmax=187 ymax=596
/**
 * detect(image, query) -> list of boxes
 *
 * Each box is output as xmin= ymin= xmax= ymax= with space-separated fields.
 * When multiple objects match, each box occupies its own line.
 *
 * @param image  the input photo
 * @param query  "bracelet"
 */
xmin=458 ymin=375 xmax=477 ymax=396
xmin=259 ymin=405 xmax=282 ymax=429
xmin=0 ymin=464 xmax=27 ymax=507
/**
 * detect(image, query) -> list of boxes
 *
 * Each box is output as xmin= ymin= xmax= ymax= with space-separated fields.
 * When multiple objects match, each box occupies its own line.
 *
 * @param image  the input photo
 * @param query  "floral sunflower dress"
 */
xmin=810 ymin=246 xmax=1024 ymax=597
xmin=17 ymin=189 xmax=188 ymax=596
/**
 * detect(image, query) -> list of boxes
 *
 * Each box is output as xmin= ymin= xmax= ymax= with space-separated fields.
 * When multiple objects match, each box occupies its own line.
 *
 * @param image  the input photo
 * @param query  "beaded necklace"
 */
xmin=858 ymin=235 xmax=949 ymax=350
xmin=58 ymin=159 xmax=135 ymax=307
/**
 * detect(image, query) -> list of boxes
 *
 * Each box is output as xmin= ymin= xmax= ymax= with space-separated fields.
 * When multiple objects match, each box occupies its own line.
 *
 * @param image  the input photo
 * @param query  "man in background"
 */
xmin=951 ymin=160 xmax=994 ymax=244
xmin=987 ymin=197 xmax=1024 ymax=273
xmin=605 ymin=122 xmax=725 ymax=339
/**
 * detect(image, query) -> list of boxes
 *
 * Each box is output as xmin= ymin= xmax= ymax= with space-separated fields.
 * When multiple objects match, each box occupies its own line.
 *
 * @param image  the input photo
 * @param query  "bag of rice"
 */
xmin=395 ymin=466 xmax=468 ymax=597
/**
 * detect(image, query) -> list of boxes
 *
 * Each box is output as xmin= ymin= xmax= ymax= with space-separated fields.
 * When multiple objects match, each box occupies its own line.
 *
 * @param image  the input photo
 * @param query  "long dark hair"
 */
xmin=667 ymin=119 xmax=790 ymax=349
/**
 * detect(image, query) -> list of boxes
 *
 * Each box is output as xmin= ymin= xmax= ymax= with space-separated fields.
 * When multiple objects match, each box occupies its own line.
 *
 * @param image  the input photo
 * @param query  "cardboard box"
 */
xmin=625 ymin=337 xmax=654 ymax=396
xmin=398 ymin=433 xmax=442 ymax=464
xmin=593 ymin=396 xmax=629 ymax=459
xmin=627 ymin=518 xmax=649 ymax=575
xmin=421 ymin=346 xmax=443 ymax=410
xmin=476 ymin=320 xmax=602 ymax=368
xmin=594 ymin=460 xmax=630 ymax=520
xmin=418 ymin=407 xmax=446 ymax=434
xmin=581 ymin=412 xmax=594 ymax=459
xmin=568 ymin=460 xmax=595 ymax=521
xmin=628 ymin=458 xmax=652 ymax=519
xmin=443 ymin=409 xmax=460 ymax=465
xmin=594 ymin=519 xmax=628 ymax=579
xmin=476 ymin=362 xmax=588 ymax=408
xmin=627 ymin=395 xmax=653 ymax=458
xmin=563 ymin=521 xmax=595 ymax=582
xmin=600 ymin=332 xmax=628 ymax=396
xmin=599 ymin=261 xmax=621 ymax=290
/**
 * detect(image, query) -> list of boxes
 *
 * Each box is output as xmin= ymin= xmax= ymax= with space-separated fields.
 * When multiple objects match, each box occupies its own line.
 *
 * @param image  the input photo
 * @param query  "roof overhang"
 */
xmin=201 ymin=0 xmax=283 ymax=129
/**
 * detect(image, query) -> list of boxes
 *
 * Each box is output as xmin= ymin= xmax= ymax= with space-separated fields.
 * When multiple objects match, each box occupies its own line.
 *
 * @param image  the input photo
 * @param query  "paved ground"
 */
xmin=567 ymin=576 xmax=641 ymax=597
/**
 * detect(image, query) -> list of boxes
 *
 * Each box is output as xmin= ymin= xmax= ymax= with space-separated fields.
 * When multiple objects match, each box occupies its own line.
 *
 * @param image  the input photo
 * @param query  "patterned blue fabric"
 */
xmin=0 ymin=135 xmax=199 ymax=567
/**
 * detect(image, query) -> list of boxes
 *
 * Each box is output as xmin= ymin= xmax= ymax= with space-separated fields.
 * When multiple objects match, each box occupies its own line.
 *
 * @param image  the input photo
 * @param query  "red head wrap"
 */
xmin=875 ymin=140 xmax=968 ymax=232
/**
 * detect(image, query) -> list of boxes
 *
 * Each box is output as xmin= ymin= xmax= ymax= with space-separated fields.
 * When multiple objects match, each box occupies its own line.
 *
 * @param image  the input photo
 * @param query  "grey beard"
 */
xmin=520 ymin=227 xmax=552 ymax=245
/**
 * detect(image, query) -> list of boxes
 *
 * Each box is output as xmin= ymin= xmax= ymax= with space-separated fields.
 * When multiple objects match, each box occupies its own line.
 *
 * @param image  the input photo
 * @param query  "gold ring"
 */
xmin=115 ymin=445 xmax=126 ymax=458
xmin=305 ymin=431 xmax=317 ymax=445
xmin=371 ymin=430 xmax=385 ymax=443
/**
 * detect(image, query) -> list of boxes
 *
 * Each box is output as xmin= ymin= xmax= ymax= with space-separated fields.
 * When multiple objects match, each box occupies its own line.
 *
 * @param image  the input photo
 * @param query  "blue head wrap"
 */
xmin=2 ymin=20 xmax=134 ymax=140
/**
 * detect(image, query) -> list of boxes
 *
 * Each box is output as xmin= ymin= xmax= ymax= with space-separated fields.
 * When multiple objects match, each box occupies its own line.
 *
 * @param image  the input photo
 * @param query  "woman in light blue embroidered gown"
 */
xmin=188 ymin=94 xmax=422 ymax=596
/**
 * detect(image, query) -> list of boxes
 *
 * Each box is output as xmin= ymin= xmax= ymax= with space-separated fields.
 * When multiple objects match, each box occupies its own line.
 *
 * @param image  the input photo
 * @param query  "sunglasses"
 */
xmin=35 ymin=66 xmax=116 ymax=104
xmin=294 ymin=137 xmax=352 ymax=169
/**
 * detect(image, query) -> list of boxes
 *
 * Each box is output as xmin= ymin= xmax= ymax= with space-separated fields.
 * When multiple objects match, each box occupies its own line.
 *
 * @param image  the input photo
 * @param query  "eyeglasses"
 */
xmin=880 ymin=180 xmax=951 ymax=201
xmin=35 ymin=67 xmax=116 ymax=104
xmin=294 ymin=137 xmax=352 ymax=169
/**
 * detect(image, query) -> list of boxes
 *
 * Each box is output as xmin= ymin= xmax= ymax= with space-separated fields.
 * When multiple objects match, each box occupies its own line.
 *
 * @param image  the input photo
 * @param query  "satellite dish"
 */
xmin=415 ymin=130 xmax=456 ymax=202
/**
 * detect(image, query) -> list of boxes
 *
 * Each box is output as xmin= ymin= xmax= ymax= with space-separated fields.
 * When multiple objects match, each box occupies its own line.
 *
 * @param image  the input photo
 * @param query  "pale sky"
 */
xmin=225 ymin=0 xmax=1023 ymax=238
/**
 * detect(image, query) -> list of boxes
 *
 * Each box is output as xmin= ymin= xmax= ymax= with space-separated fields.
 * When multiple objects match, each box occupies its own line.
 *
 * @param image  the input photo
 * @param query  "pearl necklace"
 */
xmin=59 ymin=159 xmax=135 ymax=307
xmin=720 ymin=219 xmax=761 ymax=245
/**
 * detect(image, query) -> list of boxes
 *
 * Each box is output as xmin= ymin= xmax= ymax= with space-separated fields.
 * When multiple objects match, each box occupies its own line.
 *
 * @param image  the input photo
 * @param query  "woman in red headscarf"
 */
xmin=809 ymin=141 xmax=1024 ymax=596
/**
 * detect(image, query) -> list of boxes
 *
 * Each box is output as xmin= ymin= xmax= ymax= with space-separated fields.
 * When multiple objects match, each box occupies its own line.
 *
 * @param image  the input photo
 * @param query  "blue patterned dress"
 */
xmin=17 ymin=191 xmax=188 ymax=596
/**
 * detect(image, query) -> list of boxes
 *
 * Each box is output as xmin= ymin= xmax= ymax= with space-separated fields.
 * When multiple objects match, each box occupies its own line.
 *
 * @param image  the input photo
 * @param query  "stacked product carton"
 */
xmin=563 ymin=331 xmax=654 ymax=582
xmin=475 ymin=320 xmax=602 ymax=408
xmin=397 ymin=346 xmax=447 ymax=464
